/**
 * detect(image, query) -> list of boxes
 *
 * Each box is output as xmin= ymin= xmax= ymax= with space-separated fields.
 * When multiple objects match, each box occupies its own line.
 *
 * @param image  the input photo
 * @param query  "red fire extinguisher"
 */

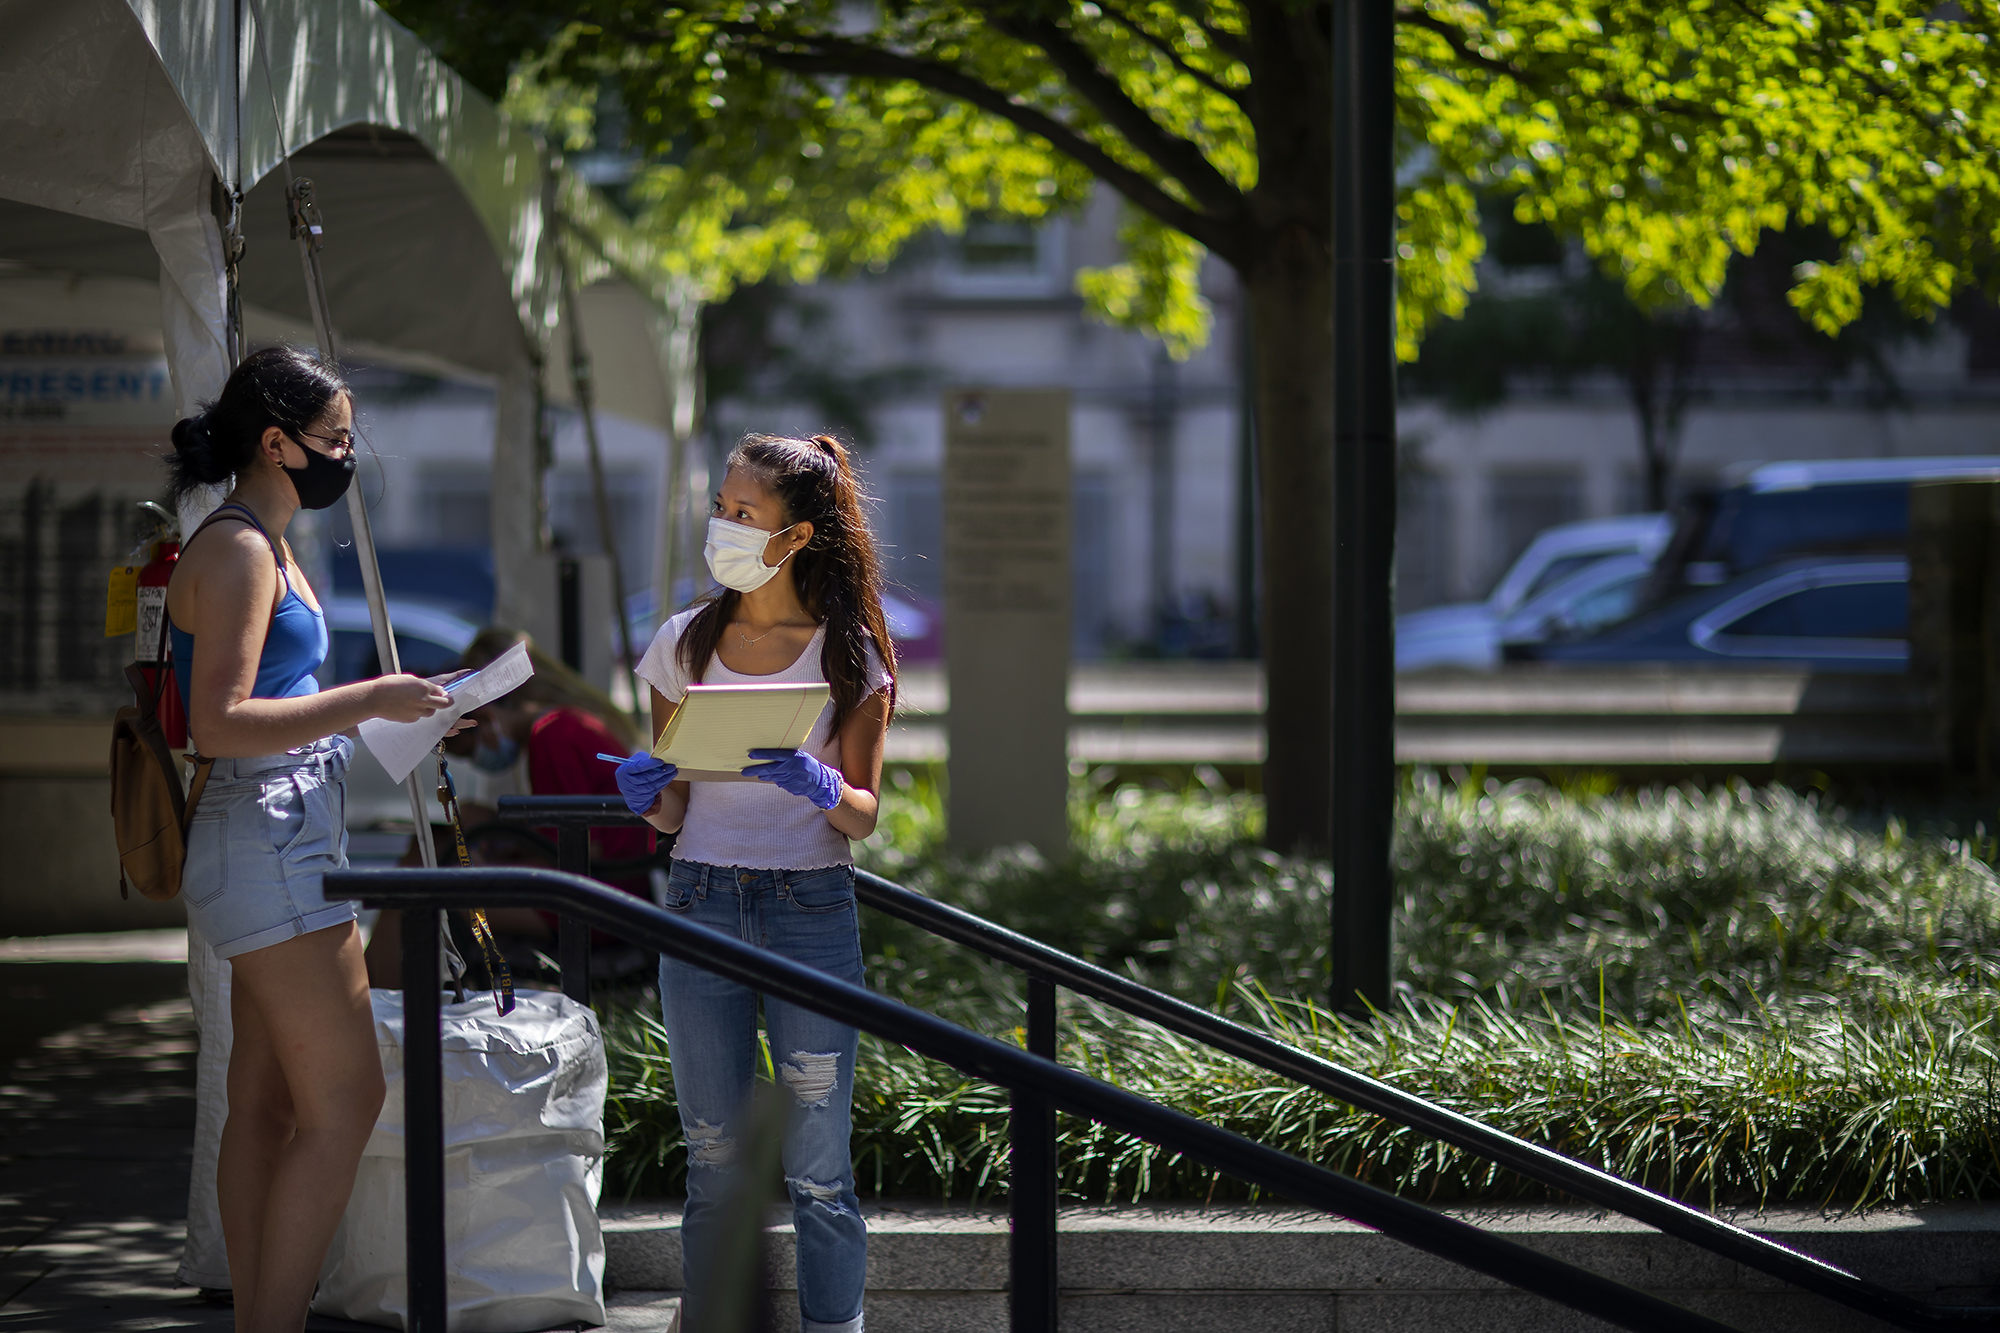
xmin=135 ymin=539 xmax=187 ymax=749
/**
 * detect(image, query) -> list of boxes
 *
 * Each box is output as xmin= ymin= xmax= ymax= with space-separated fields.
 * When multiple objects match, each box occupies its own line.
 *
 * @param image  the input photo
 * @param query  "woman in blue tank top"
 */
xmin=164 ymin=347 xmax=466 ymax=1332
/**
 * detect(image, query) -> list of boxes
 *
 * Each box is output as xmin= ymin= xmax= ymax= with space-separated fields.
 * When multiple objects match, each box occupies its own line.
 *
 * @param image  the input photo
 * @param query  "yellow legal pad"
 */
xmin=652 ymin=682 xmax=831 ymax=782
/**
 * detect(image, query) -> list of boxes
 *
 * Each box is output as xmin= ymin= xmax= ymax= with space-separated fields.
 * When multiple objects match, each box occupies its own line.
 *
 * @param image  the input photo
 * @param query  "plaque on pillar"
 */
xmin=943 ymin=388 xmax=1071 ymax=859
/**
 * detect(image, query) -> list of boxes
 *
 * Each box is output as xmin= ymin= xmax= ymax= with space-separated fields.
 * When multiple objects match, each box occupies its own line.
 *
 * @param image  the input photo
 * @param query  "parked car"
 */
xmin=322 ymin=596 xmax=482 ymax=829
xmin=1649 ymin=457 xmax=2000 ymax=602
xmin=324 ymin=595 xmax=481 ymax=686
xmin=1494 ymin=552 xmax=1655 ymax=654
xmin=1396 ymin=513 xmax=1671 ymax=670
xmin=1517 ymin=557 xmax=1910 ymax=673
xmin=881 ymin=589 xmax=943 ymax=662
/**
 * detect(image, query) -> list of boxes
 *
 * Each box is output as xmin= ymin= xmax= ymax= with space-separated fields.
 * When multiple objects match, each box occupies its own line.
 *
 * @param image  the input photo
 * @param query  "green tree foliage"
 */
xmin=390 ymin=0 xmax=2000 ymax=350
xmin=383 ymin=0 xmax=2000 ymax=853
xmin=1413 ymin=1 xmax=2000 ymax=336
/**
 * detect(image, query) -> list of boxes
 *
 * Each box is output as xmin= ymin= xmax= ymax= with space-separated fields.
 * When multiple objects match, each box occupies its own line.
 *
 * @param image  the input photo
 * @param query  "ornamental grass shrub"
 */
xmin=603 ymin=770 xmax=2000 ymax=1209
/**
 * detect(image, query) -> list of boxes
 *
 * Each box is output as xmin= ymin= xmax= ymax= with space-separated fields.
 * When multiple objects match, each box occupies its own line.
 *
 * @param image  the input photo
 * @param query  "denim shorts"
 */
xmin=182 ymin=734 xmax=354 ymax=961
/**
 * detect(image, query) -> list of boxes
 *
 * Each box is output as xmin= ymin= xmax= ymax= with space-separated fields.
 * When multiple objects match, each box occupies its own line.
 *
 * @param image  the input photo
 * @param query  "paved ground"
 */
xmin=0 ymin=955 xmax=236 ymax=1332
xmin=0 ymin=942 xmax=681 ymax=1332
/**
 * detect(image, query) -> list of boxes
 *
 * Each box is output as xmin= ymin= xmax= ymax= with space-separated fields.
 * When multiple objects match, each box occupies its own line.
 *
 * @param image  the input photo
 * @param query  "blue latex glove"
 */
xmin=614 ymin=751 xmax=678 ymax=816
xmin=743 ymin=748 xmax=844 ymax=810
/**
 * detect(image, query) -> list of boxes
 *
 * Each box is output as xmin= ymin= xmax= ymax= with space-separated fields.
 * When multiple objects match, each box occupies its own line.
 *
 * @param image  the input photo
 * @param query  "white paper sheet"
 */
xmin=357 ymin=641 xmax=534 ymax=785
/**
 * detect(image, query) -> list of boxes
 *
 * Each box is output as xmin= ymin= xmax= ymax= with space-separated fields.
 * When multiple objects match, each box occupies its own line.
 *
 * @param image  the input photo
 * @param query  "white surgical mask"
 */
xmin=705 ymin=516 xmax=794 ymax=592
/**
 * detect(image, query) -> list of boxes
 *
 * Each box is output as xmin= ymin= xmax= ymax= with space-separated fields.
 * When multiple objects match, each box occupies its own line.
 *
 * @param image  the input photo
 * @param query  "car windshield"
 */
xmin=1698 ymin=485 xmax=1910 ymax=574
xmin=1720 ymin=581 xmax=1907 ymax=640
xmin=1517 ymin=552 xmax=1605 ymax=605
xmin=330 ymin=630 xmax=467 ymax=685
xmin=1564 ymin=575 xmax=1646 ymax=636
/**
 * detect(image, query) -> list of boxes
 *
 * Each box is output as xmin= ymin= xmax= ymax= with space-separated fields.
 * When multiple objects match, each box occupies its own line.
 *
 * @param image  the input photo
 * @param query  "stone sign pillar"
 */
xmin=943 ymin=388 xmax=1071 ymax=859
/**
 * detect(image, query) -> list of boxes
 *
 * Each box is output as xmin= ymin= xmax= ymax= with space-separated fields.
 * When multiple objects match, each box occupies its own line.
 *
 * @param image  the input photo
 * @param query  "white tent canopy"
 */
xmin=0 ymin=0 xmax=693 ymax=628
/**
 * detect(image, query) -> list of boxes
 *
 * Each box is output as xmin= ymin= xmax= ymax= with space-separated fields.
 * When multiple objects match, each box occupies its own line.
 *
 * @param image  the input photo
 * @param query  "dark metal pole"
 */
xmin=399 ymin=906 xmax=447 ymax=1333
xmin=1010 ymin=974 xmax=1059 ymax=1332
xmin=1148 ymin=346 xmax=1179 ymax=646
xmin=1234 ymin=310 xmax=1260 ymax=660
xmin=556 ymin=822 xmax=592 ymax=1006
xmin=1329 ymin=0 xmax=1398 ymax=1014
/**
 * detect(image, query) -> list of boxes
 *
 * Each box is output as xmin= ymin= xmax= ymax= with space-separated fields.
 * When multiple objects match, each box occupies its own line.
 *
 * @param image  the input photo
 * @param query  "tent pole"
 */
xmin=242 ymin=0 xmax=436 ymax=866
xmin=286 ymin=179 xmax=441 ymax=874
xmin=554 ymin=223 xmax=644 ymax=723
xmin=653 ymin=290 xmax=698 ymax=637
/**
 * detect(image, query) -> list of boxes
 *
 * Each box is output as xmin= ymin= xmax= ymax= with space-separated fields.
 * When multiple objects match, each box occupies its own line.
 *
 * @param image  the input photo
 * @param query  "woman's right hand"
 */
xmin=615 ymin=751 xmax=679 ymax=816
xmin=369 ymin=673 xmax=455 ymax=722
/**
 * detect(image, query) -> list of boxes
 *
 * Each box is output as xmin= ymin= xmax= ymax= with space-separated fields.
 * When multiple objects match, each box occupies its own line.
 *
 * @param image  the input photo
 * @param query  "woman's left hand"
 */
xmin=743 ymin=748 xmax=844 ymax=810
xmin=425 ymin=672 xmax=477 ymax=738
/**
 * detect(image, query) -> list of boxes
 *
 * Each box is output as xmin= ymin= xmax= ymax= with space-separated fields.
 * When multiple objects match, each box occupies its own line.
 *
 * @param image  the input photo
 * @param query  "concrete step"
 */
xmin=603 ymin=1200 xmax=2000 ymax=1332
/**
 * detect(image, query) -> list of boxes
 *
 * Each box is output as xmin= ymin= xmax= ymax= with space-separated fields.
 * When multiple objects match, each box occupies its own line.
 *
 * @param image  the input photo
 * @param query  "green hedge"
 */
xmin=603 ymin=774 xmax=2000 ymax=1208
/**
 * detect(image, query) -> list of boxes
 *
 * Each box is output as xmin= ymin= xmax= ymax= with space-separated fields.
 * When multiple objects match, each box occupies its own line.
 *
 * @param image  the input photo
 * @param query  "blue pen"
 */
xmin=596 ymin=752 xmax=632 ymax=764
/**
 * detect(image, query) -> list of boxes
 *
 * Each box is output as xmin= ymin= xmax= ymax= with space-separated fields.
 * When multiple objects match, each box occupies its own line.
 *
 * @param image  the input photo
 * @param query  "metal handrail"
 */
xmin=480 ymin=795 xmax=2000 ymax=1332
xmin=329 ymin=866 xmax=1746 ymax=1333
xmin=852 ymin=869 xmax=1998 ymax=1331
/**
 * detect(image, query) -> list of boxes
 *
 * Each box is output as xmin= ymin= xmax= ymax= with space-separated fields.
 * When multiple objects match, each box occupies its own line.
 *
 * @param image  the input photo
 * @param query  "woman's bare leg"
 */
xmin=216 ymin=977 xmax=287 ymax=1330
xmin=217 ymin=923 xmax=384 ymax=1333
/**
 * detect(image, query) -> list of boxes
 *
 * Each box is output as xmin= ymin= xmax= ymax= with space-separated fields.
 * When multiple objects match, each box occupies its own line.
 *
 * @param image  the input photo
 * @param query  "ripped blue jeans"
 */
xmin=656 ymin=860 xmax=866 ymax=1333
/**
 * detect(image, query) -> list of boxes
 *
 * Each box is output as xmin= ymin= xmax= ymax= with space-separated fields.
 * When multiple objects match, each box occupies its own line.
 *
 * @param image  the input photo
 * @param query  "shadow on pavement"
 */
xmin=0 ymin=959 xmax=235 ymax=1332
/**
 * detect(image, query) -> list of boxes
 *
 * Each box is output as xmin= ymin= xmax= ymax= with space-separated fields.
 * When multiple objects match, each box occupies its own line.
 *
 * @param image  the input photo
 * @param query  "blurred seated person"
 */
xmin=364 ymin=628 xmax=657 ymax=985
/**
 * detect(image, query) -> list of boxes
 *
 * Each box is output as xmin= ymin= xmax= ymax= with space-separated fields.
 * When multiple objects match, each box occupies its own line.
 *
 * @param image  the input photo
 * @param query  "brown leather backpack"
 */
xmin=109 ymin=616 xmax=212 ymax=901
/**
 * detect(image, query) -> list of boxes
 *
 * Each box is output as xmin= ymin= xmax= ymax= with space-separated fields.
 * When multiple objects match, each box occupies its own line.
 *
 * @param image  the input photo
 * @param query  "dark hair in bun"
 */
xmin=166 ymin=345 xmax=349 ymax=503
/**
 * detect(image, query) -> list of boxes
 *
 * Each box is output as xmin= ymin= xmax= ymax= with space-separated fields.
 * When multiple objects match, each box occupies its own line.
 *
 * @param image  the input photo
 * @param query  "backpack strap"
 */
xmin=175 ymin=502 xmax=292 ymax=610
xmin=182 ymin=754 xmax=214 ymax=831
xmin=185 ymin=501 xmax=279 ymax=558
xmin=121 ymin=663 xmax=186 ymax=825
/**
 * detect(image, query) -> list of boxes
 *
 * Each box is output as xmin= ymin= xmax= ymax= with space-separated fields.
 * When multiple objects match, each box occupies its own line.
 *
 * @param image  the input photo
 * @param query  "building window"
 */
xmin=958 ymin=220 xmax=1040 ymax=272
xmin=0 ymin=480 xmax=150 ymax=705
xmin=548 ymin=468 xmax=648 ymax=589
xmin=1072 ymin=473 xmax=1113 ymax=657
xmin=935 ymin=217 xmax=1066 ymax=298
xmin=1396 ymin=469 xmax=1454 ymax=612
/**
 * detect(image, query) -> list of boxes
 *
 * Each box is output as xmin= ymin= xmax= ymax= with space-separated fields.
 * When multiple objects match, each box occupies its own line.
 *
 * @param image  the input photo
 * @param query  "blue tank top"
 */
xmin=168 ymin=503 xmax=327 ymax=728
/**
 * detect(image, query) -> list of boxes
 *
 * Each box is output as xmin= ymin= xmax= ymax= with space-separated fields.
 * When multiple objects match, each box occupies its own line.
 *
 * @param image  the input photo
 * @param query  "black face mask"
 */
xmin=281 ymin=436 xmax=357 ymax=510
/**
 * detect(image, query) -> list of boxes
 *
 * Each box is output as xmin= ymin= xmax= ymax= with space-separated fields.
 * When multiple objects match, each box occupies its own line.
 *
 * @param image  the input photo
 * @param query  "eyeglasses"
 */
xmin=296 ymin=428 xmax=356 ymax=456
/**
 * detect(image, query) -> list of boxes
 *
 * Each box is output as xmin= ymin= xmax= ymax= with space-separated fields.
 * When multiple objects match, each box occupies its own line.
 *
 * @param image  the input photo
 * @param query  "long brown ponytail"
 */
xmin=677 ymin=433 xmax=898 ymax=735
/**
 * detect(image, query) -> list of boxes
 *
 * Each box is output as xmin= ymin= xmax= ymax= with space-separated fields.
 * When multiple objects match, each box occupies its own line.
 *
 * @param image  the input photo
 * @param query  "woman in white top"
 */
xmin=616 ymin=433 xmax=895 ymax=1333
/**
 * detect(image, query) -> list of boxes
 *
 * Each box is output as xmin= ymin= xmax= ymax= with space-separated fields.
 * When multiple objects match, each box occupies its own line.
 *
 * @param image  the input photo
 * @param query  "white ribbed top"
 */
xmin=635 ymin=609 xmax=892 ymax=870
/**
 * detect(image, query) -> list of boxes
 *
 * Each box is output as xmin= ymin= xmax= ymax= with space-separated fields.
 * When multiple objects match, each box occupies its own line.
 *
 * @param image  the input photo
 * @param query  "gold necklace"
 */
xmin=738 ymin=621 xmax=784 ymax=647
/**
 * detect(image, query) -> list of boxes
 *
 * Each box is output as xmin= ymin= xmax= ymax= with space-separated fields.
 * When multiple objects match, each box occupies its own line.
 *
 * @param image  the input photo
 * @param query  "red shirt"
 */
xmin=527 ymin=707 xmax=656 ymax=893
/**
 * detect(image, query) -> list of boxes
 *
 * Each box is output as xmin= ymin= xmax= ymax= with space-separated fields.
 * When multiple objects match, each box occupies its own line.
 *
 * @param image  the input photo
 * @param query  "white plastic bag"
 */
xmin=313 ymin=988 xmax=609 ymax=1332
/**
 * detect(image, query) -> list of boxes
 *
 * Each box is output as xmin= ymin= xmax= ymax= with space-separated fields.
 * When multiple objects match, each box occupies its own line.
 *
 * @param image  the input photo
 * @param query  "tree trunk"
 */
xmin=1247 ymin=231 xmax=1335 ymax=855
xmin=1634 ymin=389 xmax=1669 ymax=513
xmin=1629 ymin=333 xmax=1694 ymax=512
